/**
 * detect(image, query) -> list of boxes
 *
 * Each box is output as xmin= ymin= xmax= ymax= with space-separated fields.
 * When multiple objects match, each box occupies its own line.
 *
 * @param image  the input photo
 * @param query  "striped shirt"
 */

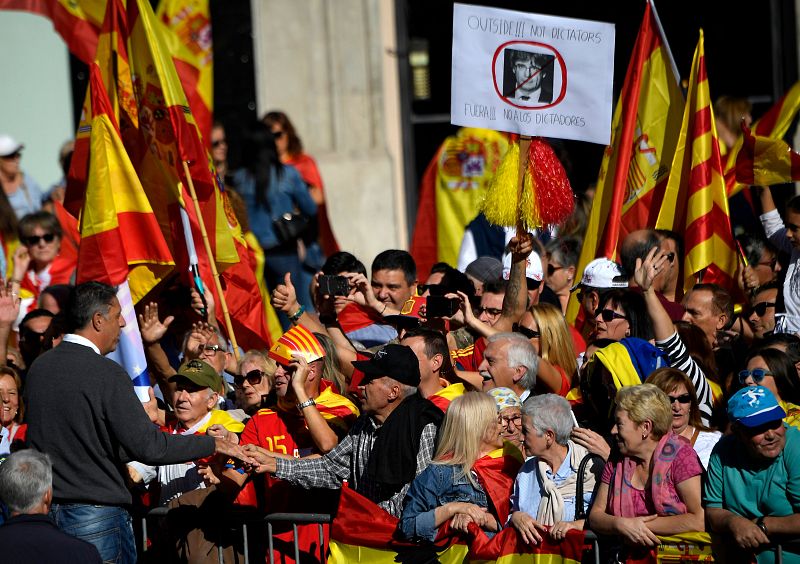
xmin=655 ymin=332 xmax=714 ymax=427
xmin=275 ymin=415 xmax=438 ymax=517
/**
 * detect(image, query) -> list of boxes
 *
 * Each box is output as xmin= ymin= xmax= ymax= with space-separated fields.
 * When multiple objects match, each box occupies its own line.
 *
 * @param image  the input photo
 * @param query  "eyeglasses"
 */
xmin=757 ymin=257 xmax=778 ymax=270
xmin=476 ymin=306 xmax=503 ymax=317
xmin=211 ymin=139 xmax=227 ymax=148
xmin=0 ymin=152 xmax=20 ymax=160
xmin=738 ymin=368 xmax=773 ymax=385
xmin=499 ymin=414 xmax=523 ymax=427
xmin=597 ymin=309 xmax=627 ymax=322
xmin=547 ymin=264 xmax=563 ymax=277
xmin=668 ymin=393 xmax=692 ymax=404
xmin=199 ymin=344 xmax=224 ymax=355
xmin=512 ymin=323 xmax=540 ymax=339
xmin=234 ymin=369 xmax=265 ymax=388
xmin=751 ymin=301 xmax=776 ymax=317
xmin=22 ymin=233 xmax=55 ymax=246
xmin=272 ymin=130 xmax=285 ymax=139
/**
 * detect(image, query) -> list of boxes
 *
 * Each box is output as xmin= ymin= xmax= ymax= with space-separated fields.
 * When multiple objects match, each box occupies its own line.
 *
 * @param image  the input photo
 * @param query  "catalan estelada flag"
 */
xmin=736 ymin=124 xmax=800 ymax=186
xmin=725 ymin=80 xmax=800 ymax=197
xmin=655 ymin=30 xmax=737 ymax=292
xmin=410 ymin=128 xmax=509 ymax=279
xmin=0 ymin=0 xmax=103 ymax=63
xmin=156 ymin=0 xmax=213 ymax=145
xmin=567 ymin=1 xmax=683 ymax=324
xmin=269 ymin=325 xmax=325 ymax=365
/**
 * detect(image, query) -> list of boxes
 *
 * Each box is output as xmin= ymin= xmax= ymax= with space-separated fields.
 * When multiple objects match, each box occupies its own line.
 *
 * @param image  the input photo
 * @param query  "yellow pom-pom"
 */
xmin=522 ymin=165 xmax=540 ymax=228
xmin=480 ymin=143 xmax=524 ymax=227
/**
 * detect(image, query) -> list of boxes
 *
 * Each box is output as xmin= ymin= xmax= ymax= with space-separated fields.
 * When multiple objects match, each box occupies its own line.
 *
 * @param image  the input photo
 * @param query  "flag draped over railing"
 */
xmin=567 ymin=0 xmax=683 ymax=324
xmin=655 ymin=30 xmax=736 ymax=292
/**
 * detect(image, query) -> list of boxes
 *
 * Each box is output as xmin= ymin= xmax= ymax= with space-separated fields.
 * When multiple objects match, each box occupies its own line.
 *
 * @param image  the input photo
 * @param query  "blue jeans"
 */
xmin=50 ymin=503 xmax=137 ymax=564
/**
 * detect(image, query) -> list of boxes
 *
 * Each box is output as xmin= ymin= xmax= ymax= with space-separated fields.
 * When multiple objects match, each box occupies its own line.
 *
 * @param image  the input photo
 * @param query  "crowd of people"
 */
xmin=0 ymin=99 xmax=800 ymax=564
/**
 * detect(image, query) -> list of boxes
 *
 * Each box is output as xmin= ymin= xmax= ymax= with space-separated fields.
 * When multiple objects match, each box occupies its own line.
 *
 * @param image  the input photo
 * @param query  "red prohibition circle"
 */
xmin=492 ymin=40 xmax=568 ymax=110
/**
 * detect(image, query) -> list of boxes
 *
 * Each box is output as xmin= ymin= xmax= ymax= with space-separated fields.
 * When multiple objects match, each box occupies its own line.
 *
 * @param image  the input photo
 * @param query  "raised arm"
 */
xmin=495 ymin=235 xmax=532 ymax=333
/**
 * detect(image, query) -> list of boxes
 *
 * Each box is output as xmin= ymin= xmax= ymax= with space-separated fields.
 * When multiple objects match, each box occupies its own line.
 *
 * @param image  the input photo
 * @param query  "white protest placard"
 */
xmin=451 ymin=4 xmax=615 ymax=145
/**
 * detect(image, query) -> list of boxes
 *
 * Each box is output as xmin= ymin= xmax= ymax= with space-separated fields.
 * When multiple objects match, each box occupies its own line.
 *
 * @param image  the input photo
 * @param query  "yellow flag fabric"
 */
xmin=655 ymin=30 xmax=736 ymax=293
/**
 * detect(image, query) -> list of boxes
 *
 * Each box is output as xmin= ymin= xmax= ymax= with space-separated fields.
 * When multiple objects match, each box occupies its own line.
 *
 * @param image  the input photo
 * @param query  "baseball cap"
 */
xmin=571 ymin=258 xmax=628 ymax=292
xmin=170 ymin=359 xmax=222 ymax=391
xmin=0 ymin=134 xmax=23 ymax=157
xmin=727 ymin=385 xmax=786 ymax=427
xmin=465 ymin=257 xmax=503 ymax=284
xmin=351 ymin=344 xmax=421 ymax=387
xmin=269 ymin=325 xmax=326 ymax=365
xmin=385 ymin=295 xmax=426 ymax=329
xmin=502 ymin=250 xmax=543 ymax=285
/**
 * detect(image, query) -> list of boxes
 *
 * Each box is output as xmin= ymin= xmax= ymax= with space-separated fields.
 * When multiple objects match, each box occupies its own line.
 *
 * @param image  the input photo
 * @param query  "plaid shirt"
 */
xmin=274 ymin=414 xmax=438 ymax=517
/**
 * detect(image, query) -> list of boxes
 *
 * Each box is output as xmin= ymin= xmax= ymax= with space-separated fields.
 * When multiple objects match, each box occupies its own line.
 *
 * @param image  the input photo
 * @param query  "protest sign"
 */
xmin=451 ymin=3 xmax=615 ymax=144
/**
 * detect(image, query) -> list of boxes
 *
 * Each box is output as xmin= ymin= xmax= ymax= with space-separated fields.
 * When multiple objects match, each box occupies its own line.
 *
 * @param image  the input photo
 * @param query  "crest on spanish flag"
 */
xmin=268 ymin=325 xmax=325 ymax=365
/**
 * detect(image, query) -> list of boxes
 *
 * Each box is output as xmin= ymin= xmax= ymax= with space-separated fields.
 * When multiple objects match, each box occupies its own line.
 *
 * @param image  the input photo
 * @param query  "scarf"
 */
xmin=536 ymin=440 xmax=594 ymax=525
xmin=609 ymin=432 xmax=690 ymax=517
xmin=472 ymin=442 xmax=524 ymax=525
xmin=366 ymin=393 xmax=443 ymax=498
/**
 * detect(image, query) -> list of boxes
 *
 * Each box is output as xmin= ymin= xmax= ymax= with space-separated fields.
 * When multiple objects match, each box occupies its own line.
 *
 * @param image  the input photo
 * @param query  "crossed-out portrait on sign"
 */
xmin=501 ymin=48 xmax=555 ymax=106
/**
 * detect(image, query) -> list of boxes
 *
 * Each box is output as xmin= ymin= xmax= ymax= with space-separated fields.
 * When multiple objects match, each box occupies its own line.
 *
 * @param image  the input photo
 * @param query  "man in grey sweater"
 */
xmin=26 ymin=282 xmax=250 ymax=564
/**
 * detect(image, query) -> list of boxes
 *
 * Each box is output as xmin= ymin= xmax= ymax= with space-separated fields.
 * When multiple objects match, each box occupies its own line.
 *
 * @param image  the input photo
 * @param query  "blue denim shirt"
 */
xmin=398 ymin=463 xmax=490 ymax=542
xmin=231 ymin=165 xmax=317 ymax=250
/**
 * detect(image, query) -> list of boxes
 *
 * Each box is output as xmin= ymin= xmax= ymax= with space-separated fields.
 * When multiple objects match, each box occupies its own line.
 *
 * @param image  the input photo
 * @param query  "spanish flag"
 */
xmin=410 ymin=128 xmax=509 ymax=279
xmin=567 ymin=1 xmax=683 ymax=324
xmin=655 ymin=30 xmax=737 ymax=292
xmin=736 ymin=123 xmax=800 ymax=186
xmin=156 ymin=0 xmax=213 ymax=146
xmin=269 ymin=325 xmax=326 ymax=365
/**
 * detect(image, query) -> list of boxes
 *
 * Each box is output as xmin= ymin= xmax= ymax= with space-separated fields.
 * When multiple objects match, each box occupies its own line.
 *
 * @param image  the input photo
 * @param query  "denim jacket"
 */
xmin=398 ymin=463 xmax=490 ymax=542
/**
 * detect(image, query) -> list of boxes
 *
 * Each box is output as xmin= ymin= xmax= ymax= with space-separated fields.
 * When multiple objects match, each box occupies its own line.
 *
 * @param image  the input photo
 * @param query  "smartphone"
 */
xmin=426 ymin=296 xmax=460 ymax=318
xmin=317 ymin=275 xmax=351 ymax=297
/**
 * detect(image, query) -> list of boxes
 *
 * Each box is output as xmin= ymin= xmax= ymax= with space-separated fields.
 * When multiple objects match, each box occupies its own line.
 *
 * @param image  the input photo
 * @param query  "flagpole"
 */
xmin=516 ymin=136 xmax=532 ymax=239
xmin=181 ymin=160 xmax=241 ymax=361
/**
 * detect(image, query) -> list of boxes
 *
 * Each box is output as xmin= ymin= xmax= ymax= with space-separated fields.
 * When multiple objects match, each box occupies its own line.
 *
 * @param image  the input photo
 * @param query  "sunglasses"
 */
xmin=526 ymin=278 xmax=542 ymax=291
xmin=0 ymin=152 xmax=21 ymax=160
xmin=211 ymin=139 xmax=227 ymax=148
xmin=597 ymin=308 xmax=627 ymax=322
xmin=23 ymin=233 xmax=55 ymax=246
xmin=751 ymin=301 xmax=776 ymax=317
xmin=272 ymin=130 xmax=285 ymax=139
xmin=476 ymin=306 xmax=503 ymax=317
xmin=234 ymin=369 xmax=265 ymax=388
xmin=199 ymin=344 xmax=224 ymax=354
xmin=668 ymin=393 xmax=692 ymax=404
xmin=512 ymin=323 xmax=540 ymax=339
xmin=547 ymin=264 xmax=563 ymax=277
xmin=738 ymin=368 xmax=773 ymax=385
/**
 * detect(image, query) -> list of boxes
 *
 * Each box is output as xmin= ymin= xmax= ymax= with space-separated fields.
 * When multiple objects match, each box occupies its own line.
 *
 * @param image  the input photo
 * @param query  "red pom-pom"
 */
xmin=527 ymin=139 xmax=574 ymax=226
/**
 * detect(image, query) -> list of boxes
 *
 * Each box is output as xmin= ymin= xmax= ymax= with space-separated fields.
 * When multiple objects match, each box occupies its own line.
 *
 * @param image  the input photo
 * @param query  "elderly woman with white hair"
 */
xmin=488 ymin=387 xmax=524 ymax=453
xmin=509 ymin=394 xmax=601 ymax=544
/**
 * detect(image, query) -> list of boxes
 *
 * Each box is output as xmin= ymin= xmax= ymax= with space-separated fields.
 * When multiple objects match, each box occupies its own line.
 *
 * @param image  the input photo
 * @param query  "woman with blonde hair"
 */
xmin=590 ymin=384 xmax=705 ymax=548
xmin=514 ymin=302 xmax=577 ymax=395
xmin=399 ymin=392 xmax=519 ymax=542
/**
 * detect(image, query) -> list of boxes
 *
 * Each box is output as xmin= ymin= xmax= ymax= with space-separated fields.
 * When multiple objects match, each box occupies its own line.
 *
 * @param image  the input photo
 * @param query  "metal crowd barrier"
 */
xmin=142 ymin=507 xmax=799 ymax=564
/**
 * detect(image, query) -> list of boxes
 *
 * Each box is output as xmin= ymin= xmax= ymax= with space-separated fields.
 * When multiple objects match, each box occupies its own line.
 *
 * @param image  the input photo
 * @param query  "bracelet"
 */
xmin=756 ymin=516 xmax=768 ymax=536
xmin=296 ymin=398 xmax=316 ymax=410
xmin=288 ymin=305 xmax=305 ymax=322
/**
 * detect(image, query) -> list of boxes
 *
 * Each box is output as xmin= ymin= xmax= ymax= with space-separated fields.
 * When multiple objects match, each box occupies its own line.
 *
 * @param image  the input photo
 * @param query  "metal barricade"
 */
xmin=265 ymin=513 xmax=331 ymax=564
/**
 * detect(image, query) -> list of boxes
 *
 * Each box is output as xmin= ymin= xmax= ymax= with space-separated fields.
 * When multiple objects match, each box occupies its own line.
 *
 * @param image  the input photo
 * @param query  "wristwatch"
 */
xmin=756 ymin=516 xmax=768 ymax=536
xmin=296 ymin=398 xmax=316 ymax=410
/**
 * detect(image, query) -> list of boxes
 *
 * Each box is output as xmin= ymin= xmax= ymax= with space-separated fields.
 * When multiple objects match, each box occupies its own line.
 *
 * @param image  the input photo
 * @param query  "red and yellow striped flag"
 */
xmin=655 ymin=30 xmax=736 ymax=292
xmin=736 ymin=124 xmax=800 ymax=186
xmin=77 ymin=62 xmax=174 ymax=287
xmin=567 ymin=1 xmax=683 ymax=324
xmin=725 ymin=80 xmax=800 ymax=197
xmin=157 ymin=0 xmax=213 ymax=145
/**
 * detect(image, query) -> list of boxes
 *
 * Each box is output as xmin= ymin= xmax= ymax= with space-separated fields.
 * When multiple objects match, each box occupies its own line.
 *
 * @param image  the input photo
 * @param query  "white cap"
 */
xmin=571 ymin=258 xmax=628 ymax=292
xmin=502 ymin=250 xmax=543 ymax=283
xmin=0 ymin=134 xmax=23 ymax=157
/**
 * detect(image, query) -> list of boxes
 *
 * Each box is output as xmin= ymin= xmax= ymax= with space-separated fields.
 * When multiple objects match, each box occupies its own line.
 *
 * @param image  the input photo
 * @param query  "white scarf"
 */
xmin=535 ymin=440 xmax=595 ymax=525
